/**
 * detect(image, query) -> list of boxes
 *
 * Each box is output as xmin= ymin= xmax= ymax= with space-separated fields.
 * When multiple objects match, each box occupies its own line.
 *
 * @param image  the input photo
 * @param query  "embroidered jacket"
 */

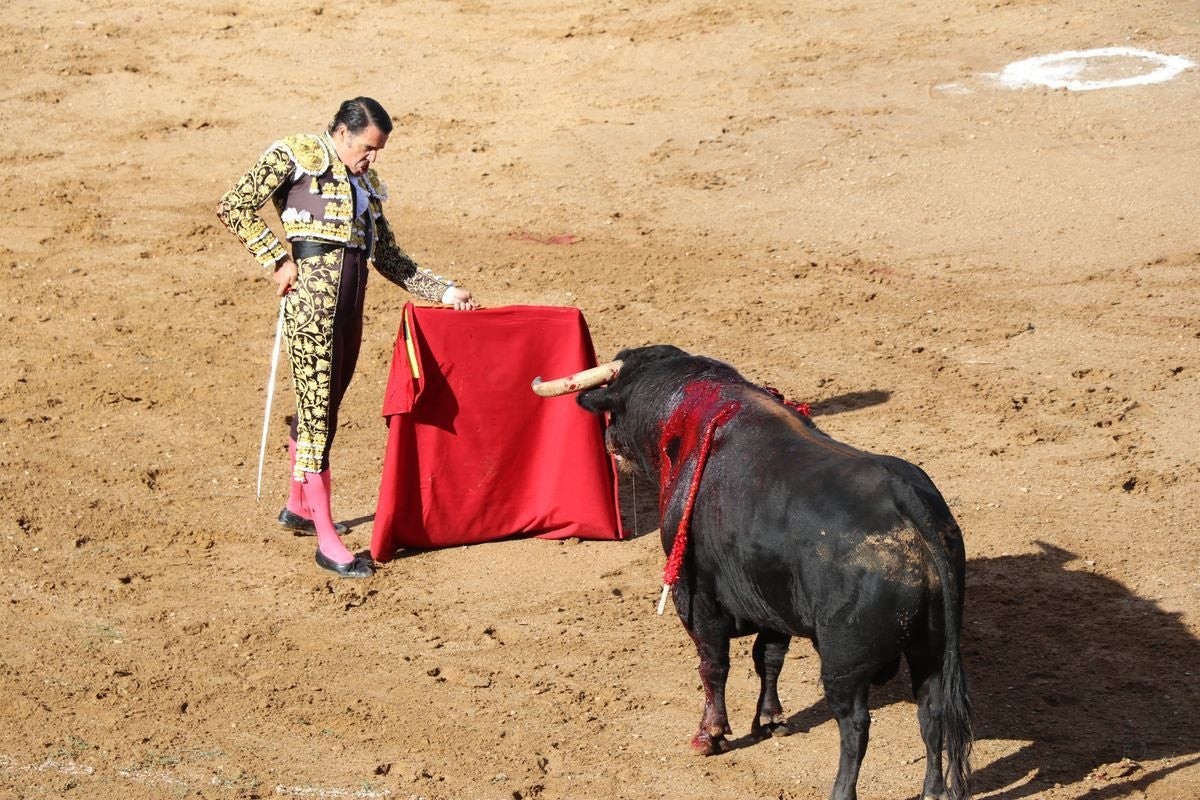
xmin=216 ymin=132 xmax=455 ymax=302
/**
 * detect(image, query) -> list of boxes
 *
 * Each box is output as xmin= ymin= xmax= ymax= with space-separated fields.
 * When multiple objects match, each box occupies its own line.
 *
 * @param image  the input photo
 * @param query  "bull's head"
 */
xmin=532 ymin=345 xmax=695 ymax=483
xmin=530 ymin=360 xmax=625 ymax=398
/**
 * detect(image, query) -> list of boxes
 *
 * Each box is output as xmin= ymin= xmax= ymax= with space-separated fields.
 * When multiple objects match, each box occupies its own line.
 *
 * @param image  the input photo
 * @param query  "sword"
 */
xmin=256 ymin=296 xmax=286 ymax=500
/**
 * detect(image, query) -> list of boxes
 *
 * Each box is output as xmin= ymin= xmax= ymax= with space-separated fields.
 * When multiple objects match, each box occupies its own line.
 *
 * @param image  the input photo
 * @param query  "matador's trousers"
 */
xmin=283 ymin=246 xmax=368 ymax=478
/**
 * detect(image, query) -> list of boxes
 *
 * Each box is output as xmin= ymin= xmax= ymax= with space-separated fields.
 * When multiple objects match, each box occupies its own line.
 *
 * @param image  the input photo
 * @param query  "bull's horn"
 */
xmin=531 ymin=360 xmax=623 ymax=397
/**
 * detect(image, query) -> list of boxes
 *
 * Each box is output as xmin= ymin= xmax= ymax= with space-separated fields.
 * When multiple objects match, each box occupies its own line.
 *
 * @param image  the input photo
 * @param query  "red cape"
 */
xmin=371 ymin=304 xmax=623 ymax=560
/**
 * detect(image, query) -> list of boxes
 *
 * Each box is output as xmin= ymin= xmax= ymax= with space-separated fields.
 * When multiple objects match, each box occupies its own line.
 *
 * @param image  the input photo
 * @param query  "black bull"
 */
xmin=575 ymin=346 xmax=973 ymax=800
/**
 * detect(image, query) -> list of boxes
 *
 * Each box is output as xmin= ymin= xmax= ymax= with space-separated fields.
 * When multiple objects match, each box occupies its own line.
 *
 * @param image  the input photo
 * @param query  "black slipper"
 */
xmin=314 ymin=548 xmax=374 ymax=578
xmin=278 ymin=508 xmax=348 ymax=536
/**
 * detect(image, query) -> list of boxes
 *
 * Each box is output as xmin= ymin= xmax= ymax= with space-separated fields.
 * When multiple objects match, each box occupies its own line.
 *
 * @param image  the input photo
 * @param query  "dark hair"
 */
xmin=328 ymin=97 xmax=393 ymax=136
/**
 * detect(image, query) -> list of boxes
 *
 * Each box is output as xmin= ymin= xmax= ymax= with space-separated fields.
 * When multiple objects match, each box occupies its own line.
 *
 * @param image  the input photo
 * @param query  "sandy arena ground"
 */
xmin=1 ymin=1 xmax=1198 ymax=798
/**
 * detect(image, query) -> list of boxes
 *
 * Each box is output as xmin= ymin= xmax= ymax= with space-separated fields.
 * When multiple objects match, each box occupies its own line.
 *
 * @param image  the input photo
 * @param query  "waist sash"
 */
xmin=291 ymin=239 xmax=343 ymax=261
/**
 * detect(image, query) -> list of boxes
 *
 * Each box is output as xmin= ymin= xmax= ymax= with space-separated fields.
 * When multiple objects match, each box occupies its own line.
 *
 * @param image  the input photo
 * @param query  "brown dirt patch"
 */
xmin=2 ymin=2 xmax=1198 ymax=798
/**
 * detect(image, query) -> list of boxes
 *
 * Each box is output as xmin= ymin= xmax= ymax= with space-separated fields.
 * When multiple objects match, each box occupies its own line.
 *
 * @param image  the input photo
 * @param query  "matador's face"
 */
xmin=333 ymin=124 xmax=388 ymax=176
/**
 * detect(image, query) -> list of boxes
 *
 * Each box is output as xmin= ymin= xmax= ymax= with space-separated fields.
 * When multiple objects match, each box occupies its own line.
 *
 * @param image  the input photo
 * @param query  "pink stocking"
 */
xmin=285 ymin=437 xmax=308 ymax=516
xmin=300 ymin=470 xmax=356 ymax=565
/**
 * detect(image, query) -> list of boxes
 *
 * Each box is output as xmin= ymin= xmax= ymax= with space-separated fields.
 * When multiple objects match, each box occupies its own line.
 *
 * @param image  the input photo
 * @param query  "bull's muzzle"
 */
xmin=531 ymin=360 xmax=623 ymax=397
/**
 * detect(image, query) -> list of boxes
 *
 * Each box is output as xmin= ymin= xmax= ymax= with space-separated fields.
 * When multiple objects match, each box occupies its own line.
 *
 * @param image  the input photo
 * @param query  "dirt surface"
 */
xmin=2 ymin=1 xmax=1198 ymax=799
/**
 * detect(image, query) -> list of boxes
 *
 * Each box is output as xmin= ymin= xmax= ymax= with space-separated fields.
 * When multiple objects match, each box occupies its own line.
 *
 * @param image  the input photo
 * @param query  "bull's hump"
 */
xmin=739 ymin=390 xmax=864 ymax=456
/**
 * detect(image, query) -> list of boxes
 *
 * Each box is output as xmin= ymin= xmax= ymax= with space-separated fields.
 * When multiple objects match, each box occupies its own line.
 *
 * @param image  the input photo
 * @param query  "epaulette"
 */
xmin=277 ymin=133 xmax=331 ymax=176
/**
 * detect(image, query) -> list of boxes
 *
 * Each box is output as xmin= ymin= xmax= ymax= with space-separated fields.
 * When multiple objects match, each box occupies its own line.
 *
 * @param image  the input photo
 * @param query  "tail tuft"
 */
xmin=943 ymin=647 xmax=974 ymax=800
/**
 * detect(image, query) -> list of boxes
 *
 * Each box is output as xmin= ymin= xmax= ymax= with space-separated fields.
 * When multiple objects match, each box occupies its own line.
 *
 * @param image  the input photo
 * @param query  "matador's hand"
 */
xmin=441 ymin=286 xmax=479 ymax=310
xmin=273 ymin=258 xmax=297 ymax=296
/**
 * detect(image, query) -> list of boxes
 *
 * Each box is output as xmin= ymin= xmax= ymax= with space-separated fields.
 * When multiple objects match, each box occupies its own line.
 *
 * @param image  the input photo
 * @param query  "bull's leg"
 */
xmin=675 ymin=588 xmax=735 ymax=755
xmin=823 ymin=670 xmax=872 ymax=800
xmin=751 ymin=630 xmax=790 ymax=738
xmin=908 ymin=651 xmax=948 ymax=800
xmin=687 ymin=630 xmax=733 ymax=754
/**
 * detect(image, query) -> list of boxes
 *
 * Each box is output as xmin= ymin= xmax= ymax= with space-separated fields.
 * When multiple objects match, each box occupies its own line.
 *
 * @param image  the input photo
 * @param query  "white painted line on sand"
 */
xmin=275 ymin=786 xmax=392 ymax=798
xmin=33 ymin=757 xmax=95 ymax=776
xmin=994 ymin=46 xmax=1194 ymax=91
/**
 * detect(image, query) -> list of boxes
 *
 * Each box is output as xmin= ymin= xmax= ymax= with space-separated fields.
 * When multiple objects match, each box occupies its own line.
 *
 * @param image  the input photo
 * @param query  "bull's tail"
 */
xmin=899 ymin=481 xmax=974 ymax=800
xmin=939 ymin=596 xmax=973 ymax=800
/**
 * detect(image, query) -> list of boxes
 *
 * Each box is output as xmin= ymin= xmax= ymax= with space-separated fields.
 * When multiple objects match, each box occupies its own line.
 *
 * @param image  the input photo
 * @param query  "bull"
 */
xmin=534 ymin=345 xmax=973 ymax=800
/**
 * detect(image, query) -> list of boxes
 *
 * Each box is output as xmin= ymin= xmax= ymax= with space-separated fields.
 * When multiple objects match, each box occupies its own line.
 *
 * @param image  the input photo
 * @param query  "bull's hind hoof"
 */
xmin=759 ymin=721 xmax=790 ymax=739
xmin=752 ymin=713 xmax=790 ymax=739
xmin=690 ymin=732 xmax=730 ymax=755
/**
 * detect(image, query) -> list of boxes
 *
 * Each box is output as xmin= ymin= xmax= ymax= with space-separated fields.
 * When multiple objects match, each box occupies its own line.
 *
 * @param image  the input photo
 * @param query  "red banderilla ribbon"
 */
xmin=657 ymin=403 xmax=739 ymax=615
xmin=762 ymin=385 xmax=811 ymax=417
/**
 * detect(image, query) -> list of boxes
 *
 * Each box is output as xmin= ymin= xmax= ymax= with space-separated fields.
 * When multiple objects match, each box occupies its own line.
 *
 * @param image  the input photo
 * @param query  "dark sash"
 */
xmin=291 ymin=239 xmax=343 ymax=261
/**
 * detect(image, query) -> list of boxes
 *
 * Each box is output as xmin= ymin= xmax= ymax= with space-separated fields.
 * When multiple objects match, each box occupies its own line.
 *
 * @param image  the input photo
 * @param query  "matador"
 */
xmin=217 ymin=97 xmax=478 ymax=577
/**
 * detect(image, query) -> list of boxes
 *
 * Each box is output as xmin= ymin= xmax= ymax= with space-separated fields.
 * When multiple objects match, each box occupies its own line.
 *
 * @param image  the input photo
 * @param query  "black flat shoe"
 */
xmin=278 ymin=508 xmax=348 ymax=536
xmin=314 ymin=548 xmax=374 ymax=578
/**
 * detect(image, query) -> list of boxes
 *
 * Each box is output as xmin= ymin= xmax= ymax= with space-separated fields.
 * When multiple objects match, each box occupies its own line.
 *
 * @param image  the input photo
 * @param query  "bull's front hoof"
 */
xmin=690 ymin=732 xmax=730 ymax=755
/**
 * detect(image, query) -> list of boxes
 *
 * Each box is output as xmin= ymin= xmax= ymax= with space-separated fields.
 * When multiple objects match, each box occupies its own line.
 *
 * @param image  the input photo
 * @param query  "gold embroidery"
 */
xmin=372 ymin=217 xmax=453 ymax=302
xmin=221 ymin=130 xmax=470 ymax=477
xmin=324 ymin=196 xmax=353 ymax=222
xmin=349 ymin=213 xmax=369 ymax=249
xmin=220 ymin=132 xmax=463 ymax=294
xmin=280 ymin=133 xmax=331 ymax=176
xmin=216 ymin=142 xmax=294 ymax=266
xmin=284 ymin=249 xmax=343 ymax=477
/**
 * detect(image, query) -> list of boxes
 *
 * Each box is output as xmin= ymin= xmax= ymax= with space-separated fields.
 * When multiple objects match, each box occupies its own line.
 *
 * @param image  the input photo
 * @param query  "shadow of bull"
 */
xmin=771 ymin=542 xmax=1199 ymax=798
xmin=962 ymin=542 xmax=1200 ymax=798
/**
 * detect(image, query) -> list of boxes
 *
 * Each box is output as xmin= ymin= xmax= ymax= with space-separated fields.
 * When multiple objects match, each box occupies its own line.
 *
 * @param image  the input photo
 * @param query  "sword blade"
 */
xmin=256 ymin=297 xmax=286 ymax=500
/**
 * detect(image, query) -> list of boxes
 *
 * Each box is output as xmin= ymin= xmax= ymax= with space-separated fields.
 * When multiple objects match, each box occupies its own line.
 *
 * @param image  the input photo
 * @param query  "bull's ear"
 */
xmin=578 ymin=386 xmax=623 ymax=415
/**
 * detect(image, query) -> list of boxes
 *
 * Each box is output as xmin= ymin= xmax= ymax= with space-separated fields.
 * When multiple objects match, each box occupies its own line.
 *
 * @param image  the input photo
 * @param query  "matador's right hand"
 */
xmin=273 ymin=258 xmax=297 ymax=297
